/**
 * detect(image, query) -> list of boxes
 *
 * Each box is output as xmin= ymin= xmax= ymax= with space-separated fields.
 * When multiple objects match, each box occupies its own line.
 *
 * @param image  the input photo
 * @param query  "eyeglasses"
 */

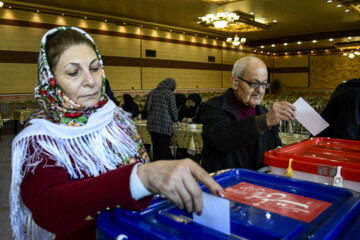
xmin=234 ymin=76 xmax=271 ymax=89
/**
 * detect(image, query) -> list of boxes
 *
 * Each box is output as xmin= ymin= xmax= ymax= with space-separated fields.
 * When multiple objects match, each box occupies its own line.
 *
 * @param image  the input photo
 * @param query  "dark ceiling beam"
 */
xmin=248 ymin=28 xmax=360 ymax=47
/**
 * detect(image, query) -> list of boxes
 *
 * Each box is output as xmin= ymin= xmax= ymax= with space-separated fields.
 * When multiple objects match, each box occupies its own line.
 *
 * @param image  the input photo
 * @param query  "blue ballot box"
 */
xmin=97 ymin=169 xmax=360 ymax=240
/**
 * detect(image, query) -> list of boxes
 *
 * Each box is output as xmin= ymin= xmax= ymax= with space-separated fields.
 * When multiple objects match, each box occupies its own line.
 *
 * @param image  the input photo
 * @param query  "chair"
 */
xmin=0 ymin=101 xmax=14 ymax=132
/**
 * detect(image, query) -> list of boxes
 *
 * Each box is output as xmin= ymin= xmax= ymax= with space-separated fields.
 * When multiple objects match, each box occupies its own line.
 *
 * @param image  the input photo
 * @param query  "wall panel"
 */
xmin=0 ymin=25 xmax=46 ymax=51
xmin=92 ymin=34 xmax=140 ymax=58
xmin=142 ymin=40 xmax=221 ymax=63
xmin=273 ymin=55 xmax=308 ymax=67
xmin=103 ymin=66 xmax=141 ymax=90
xmin=142 ymin=68 xmax=222 ymax=89
xmin=0 ymin=63 xmax=37 ymax=94
xmin=310 ymin=55 xmax=360 ymax=88
xmin=273 ymin=73 xmax=309 ymax=87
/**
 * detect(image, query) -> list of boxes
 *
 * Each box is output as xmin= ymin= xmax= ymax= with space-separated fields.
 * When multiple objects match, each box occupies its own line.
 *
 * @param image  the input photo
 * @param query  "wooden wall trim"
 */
xmin=0 ymin=50 xmax=234 ymax=70
xmin=269 ymin=67 xmax=309 ymax=73
xmin=0 ymin=51 xmax=309 ymax=72
xmin=0 ymin=50 xmax=38 ymax=63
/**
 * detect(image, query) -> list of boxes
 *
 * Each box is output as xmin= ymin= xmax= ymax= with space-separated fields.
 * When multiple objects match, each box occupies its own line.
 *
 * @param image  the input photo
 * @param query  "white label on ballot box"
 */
xmin=293 ymin=97 xmax=329 ymax=136
xmin=193 ymin=192 xmax=230 ymax=235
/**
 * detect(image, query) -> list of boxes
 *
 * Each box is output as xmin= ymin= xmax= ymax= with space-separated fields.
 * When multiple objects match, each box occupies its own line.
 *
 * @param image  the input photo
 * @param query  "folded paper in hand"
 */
xmin=293 ymin=97 xmax=329 ymax=136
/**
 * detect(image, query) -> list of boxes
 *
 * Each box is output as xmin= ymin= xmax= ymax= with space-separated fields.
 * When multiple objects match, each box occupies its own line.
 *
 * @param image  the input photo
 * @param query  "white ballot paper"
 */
xmin=192 ymin=192 xmax=230 ymax=235
xmin=293 ymin=97 xmax=329 ymax=136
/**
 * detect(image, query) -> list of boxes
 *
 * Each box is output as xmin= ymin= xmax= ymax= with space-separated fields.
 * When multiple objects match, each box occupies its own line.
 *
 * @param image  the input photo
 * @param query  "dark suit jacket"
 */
xmin=316 ymin=78 xmax=360 ymax=140
xmin=201 ymin=88 xmax=281 ymax=173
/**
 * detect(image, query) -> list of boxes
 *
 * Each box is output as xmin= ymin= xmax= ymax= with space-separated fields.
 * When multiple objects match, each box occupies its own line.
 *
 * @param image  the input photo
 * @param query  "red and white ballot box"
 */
xmin=264 ymin=137 xmax=360 ymax=192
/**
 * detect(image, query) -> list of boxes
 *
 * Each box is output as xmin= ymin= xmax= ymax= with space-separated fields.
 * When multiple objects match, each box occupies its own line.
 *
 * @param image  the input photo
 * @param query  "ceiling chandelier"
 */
xmin=226 ymin=33 xmax=246 ymax=46
xmin=343 ymin=50 xmax=360 ymax=58
xmin=198 ymin=5 xmax=270 ymax=33
xmin=199 ymin=6 xmax=240 ymax=29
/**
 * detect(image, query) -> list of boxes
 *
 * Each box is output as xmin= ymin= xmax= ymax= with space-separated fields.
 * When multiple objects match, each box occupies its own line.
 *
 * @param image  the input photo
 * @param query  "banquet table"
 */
xmin=12 ymin=108 xmax=37 ymax=123
xmin=135 ymin=120 xmax=309 ymax=155
xmin=12 ymin=108 xmax=37 ymax=134
xmin=135 ymin=121 xmax=203 ymax=155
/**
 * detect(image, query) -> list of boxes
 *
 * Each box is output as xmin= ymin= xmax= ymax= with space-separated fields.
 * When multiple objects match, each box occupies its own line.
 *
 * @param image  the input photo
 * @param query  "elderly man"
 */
xmin=201 ymin=56 xmax=296 ymax=173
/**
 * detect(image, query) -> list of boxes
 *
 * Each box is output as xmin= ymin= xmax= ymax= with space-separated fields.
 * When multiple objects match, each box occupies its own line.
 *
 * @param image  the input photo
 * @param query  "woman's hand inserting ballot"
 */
xmin=137 ymin=159 xmax=224 ymax=214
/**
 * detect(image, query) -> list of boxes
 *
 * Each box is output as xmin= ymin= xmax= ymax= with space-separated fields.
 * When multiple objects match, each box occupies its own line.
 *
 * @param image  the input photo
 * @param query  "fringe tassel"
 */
xmin=10 ymin=108 xmax=138 ymax=240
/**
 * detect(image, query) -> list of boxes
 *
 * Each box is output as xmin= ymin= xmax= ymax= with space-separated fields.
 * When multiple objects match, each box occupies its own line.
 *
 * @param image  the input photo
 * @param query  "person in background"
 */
xmin=105 ymin=78 xmax=120 ymax=106
xmin=201 ymin=56 xmax=296 ymax=173
xmin=10 ymin=27 xmax=223 ymax=240
xmin=175 ymin=93 xmax=188 ymax=122
xmin=145 ymin=78 xmax=178 ymax=161
xmin=122 ymin=93 xmax=140 ymax=119
xmin=315 ymin=78 xmax=360 ymax=140
xmin=183 ymin=93 xmax=203 ymax=124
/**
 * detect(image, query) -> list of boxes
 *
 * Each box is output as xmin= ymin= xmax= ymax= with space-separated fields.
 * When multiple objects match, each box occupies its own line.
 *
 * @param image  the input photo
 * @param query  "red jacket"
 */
xmin=21 ymin=155 xmax=153 ymax=240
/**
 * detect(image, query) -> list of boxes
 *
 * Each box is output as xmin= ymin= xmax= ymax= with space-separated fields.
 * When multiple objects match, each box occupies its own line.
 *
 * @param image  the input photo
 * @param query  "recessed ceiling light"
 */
xmin=284 ymin=43 xmax=287 ymax=46
xmin=170 ymin=30 xmax=173 ymax=32
xmin=326 ymin=0 xmax=332 ymax=2
xmin=348 ymin=36 xmax=352 ymax=40
xmin=337 ymin=4 xmax=342 ymax=7
xmin=105 ymin=19 xmax=107 ymax=22
xmin=9 ymin=6 xmax=11 ymax=8
xmin=345 ymin=9 xmax=350 ymax=12
xmin=36 ymin=10 xmax=39 ymax=13
xmin=298 ymin=51 xmax=301 ymax=54
xmin=0 ymin=2 xmax=3 ymax=8
xmin=297 ymin=41 xmax=301 ymax=44
xmin=329 ymin=38 xmax=334 ymax=41
xmin=262 ymin=17 xmax=266 ymax=19
xmin=271 ymin=44 xmax=275 ymax=47
xmin=261 ymin=45 xmax=264 ymax=48
xmin=312 ymin=40 xmax=317 ymax=43
xmin=311 ymin=50 xmax=314 ymax=53
xmin=273 ymin=53 xmax=276 ymax=55
xmin=273 ymin=20 xmax=277 ymax=23
xmin=250 ymin=12 xmax=254 ymax=15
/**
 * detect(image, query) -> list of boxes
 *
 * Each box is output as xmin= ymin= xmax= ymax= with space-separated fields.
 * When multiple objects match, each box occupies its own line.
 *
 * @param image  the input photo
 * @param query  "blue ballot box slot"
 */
xmin=97 ymin=169 xmax=360 ymax=240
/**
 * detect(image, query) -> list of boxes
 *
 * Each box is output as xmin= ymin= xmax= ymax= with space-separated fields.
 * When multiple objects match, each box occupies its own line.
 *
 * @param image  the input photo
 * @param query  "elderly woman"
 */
xmin=10 ymin=27 xmax=223 ymax=240
xmin=145 ymin=78 xmax=178 ymax=161
xmin=201 ymin=56 xmax=296 ymax=173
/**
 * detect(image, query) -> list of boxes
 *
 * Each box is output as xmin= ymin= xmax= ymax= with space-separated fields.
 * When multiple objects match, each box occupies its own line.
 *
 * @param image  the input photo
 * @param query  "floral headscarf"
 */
xmin=34 ymin=26 xmax=108 ymax=126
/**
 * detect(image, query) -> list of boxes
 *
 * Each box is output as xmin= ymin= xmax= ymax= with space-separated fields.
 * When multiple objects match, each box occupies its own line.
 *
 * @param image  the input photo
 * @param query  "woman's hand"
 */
xmin=137 ymin=159 xmax=224 ymax=214
xmin=266 ymin=101 xmax=296 ymax=127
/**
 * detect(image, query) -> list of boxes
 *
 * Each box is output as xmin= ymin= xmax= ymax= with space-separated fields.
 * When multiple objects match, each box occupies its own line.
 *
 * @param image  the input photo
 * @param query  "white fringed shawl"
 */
xmin=10 ymin=101 xmax=139 ymax=240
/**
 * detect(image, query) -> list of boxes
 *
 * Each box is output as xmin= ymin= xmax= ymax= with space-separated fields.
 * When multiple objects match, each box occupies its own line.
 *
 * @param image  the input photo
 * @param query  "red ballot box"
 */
xmin=264 ymin=137 xmax=360 ymax=192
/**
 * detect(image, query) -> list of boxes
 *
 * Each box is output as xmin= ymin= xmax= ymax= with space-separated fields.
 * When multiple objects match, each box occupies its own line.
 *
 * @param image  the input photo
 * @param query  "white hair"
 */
xmin=232 ymin=56 xmax=266 ymax=77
